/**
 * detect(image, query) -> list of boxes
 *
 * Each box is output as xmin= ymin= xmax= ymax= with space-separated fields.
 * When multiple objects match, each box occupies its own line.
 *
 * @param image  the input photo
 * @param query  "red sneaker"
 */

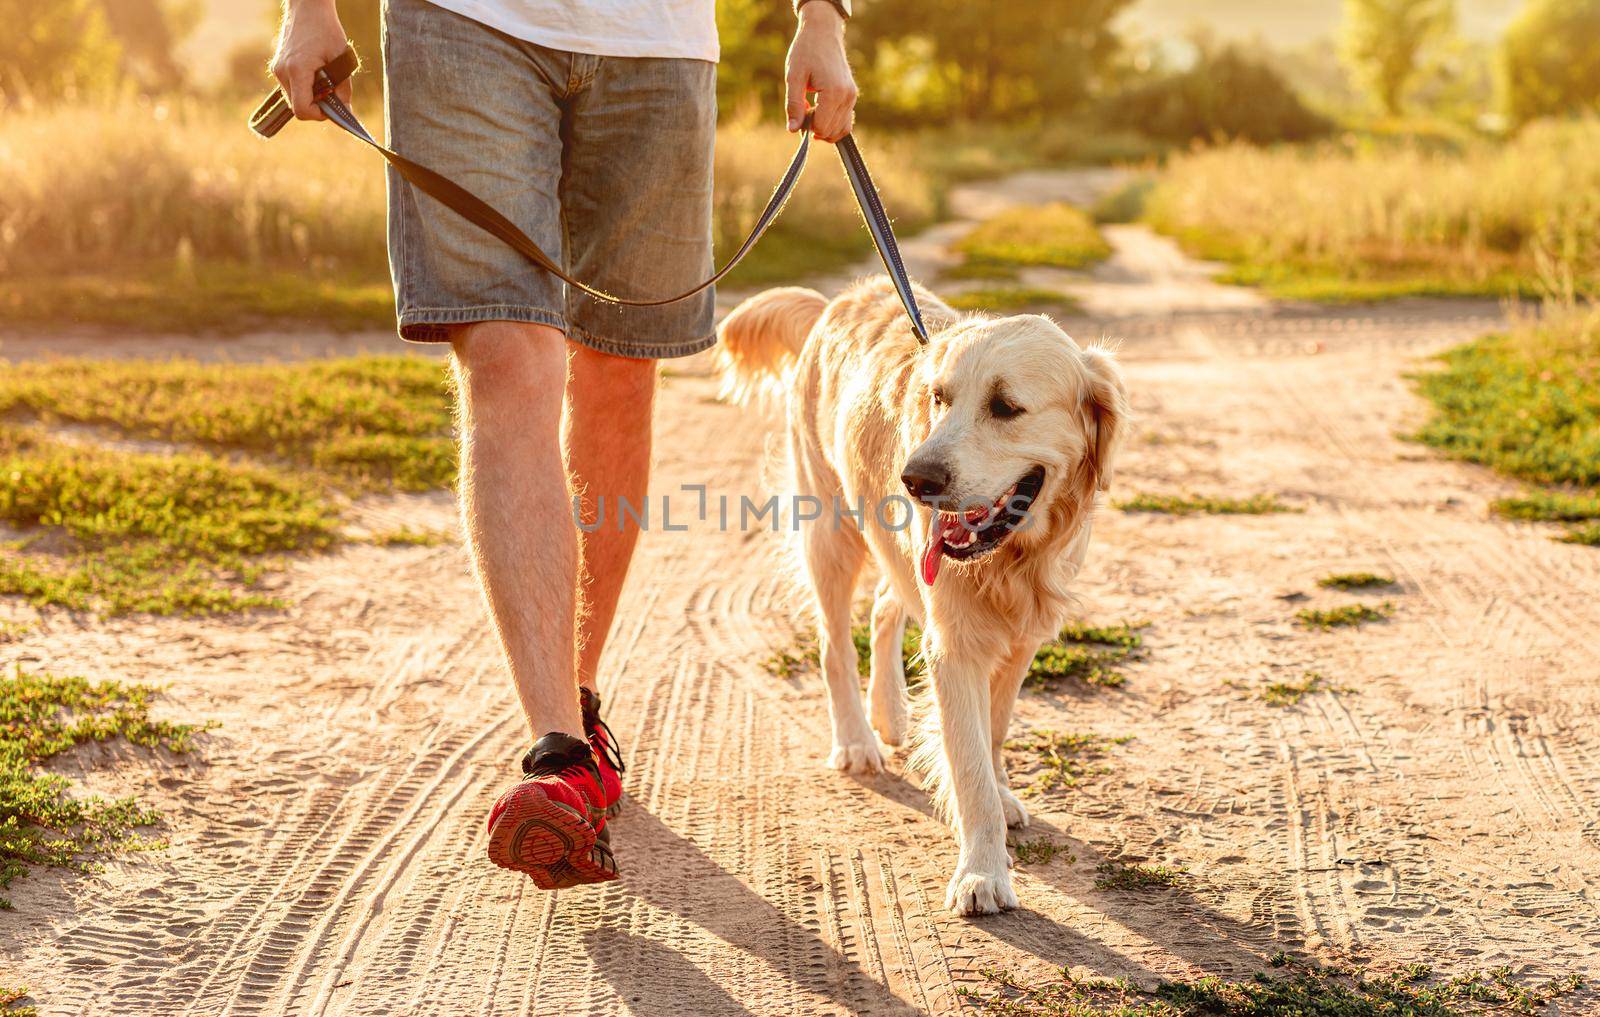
xmin=580 ymin=687 xmax=626 ymax=817
xmin=486 ymin=732 xmax=618 ymax=889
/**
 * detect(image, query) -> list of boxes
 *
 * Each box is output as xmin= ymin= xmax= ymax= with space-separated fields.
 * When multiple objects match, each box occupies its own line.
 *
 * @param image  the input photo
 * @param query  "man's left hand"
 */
xmin=785 ymin=4 xmax=858 ymax=143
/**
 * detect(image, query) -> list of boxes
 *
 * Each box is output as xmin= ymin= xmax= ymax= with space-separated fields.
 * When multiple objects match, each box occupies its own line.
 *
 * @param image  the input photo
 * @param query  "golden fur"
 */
xmin=717 ymin=277 xmax=1129 ymax=915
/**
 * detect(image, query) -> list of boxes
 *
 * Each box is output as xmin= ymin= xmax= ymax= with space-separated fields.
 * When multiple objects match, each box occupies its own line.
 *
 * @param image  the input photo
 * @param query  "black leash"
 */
xmin=250 ymin=48 xmax=929 ymax=343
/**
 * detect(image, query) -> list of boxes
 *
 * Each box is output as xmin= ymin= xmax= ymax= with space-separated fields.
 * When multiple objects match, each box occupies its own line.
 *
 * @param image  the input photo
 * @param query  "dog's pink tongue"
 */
xmin=921 ymin=516 xmax=944 ymax=585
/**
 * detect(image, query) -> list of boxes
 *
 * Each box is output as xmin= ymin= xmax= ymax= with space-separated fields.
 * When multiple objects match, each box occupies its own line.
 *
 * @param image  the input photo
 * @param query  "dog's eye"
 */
xmin=931 ymin=387 xmax=948 ymax=408
xmin=989 ymin=395 xmax=1024 ymax=419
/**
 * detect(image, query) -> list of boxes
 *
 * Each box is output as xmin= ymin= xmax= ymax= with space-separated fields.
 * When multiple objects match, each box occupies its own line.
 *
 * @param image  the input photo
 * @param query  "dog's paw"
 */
xmin=999 ymin=786 xmax=1030 ymax=829
xmin=945 ymin=865 xmax=1018 ymax=916
xmin=828 ymin=739 xmax=885 ymax=774
xmin=868 ymin=694 xmax=908 ymax=747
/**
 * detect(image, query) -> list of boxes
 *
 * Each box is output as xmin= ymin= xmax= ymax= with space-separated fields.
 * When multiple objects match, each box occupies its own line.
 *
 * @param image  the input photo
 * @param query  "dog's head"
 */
xmin=903 ymin=314 xmax=1128 ymax=583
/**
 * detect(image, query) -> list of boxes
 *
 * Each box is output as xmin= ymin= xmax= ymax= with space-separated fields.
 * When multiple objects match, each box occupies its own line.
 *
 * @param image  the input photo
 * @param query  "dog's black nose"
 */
xmin=901 ymin=461 xmax=950 ymax=502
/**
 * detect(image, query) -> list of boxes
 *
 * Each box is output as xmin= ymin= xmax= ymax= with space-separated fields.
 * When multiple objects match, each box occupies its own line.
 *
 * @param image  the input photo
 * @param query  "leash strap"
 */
xmin=251 ymin=49 xmax=928 ymax=341
xmin=836 ymin=135 xmax=928 ymax=342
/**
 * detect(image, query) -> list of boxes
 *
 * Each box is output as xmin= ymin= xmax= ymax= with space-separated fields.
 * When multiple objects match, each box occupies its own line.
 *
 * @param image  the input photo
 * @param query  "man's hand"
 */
xmin=270 ymin=0 xmax=353 ymax=121
xmin=785 ymin=3 xmax=858 ymax=143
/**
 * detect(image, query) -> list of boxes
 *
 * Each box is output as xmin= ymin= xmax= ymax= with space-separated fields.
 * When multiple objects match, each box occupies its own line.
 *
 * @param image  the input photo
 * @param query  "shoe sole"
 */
xmin=486 ymin=785 xmax=619 ymax=890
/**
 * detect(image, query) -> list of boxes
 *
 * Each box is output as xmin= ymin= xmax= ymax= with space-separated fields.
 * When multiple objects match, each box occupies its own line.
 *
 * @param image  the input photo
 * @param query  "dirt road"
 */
xmin=5 ymin=174 xmax=1599 ymax=1015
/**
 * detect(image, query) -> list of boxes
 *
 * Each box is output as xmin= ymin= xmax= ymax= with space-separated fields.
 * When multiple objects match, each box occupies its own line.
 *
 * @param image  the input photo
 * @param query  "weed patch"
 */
xmin=766 ymin=619 xmax=1143 ymax=692
xmin=1560 ymin=523 xmax=1600 ymax=546
xmin=1026 ymin=622 xmax=1145 ymax=690
xmin=1116 ymin=493 xmax=1296 ymax=516
xmin=367 ymin=527 xmax=453 ymax=547
xmin=1491 ymin=490 xmax=1600 ymax=522
xmin=1093 ymin=860 xmax=1187 ymax=891
xmin=1 ymin=669 xmax=205 ymax=909
xmin=960 ymin=960 xmax=1586 ymax=1016
xmin=1318 ymin=572 xmax=1396 ymax=591
xmin=1004 ymin=731 xmax=1130 ymax=794
xmin=1260 ymin=671 xmax=1354 ymax=707
xmin=1009 ymin=837 xmax=1070 ymax=866
xmin=1296 ymin=603 xmax=1394 ymax=630
xmin=955 ymin=203 xmax=1111 ymax=271
xmin=0 ymin=986 xmax=35 ymax=1017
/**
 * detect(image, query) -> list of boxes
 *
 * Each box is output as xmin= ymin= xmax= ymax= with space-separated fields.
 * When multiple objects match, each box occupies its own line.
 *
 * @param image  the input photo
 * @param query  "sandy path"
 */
xmin=5 ymin=175 xmax=1600 ymax=1015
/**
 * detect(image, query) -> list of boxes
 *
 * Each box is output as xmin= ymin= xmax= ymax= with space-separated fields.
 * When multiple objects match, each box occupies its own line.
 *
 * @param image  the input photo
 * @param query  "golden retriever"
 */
xmin=716 ymin=277 xmax=1128 ymax=915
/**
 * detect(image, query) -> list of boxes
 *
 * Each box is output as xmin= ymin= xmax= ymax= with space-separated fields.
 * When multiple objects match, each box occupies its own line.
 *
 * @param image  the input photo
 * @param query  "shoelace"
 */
xmin=580 ymin=691 xmax=627 ymax=775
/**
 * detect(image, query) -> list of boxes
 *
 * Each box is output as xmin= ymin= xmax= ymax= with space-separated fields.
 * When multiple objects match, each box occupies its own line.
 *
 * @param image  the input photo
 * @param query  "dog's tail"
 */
xmin=714 ymin=286 xmax=826 ymax=406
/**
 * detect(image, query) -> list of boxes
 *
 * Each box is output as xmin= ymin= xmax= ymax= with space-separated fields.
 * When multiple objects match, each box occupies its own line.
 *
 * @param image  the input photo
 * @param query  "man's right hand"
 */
xmin=270 ymin=0 xmax=353 ymax=122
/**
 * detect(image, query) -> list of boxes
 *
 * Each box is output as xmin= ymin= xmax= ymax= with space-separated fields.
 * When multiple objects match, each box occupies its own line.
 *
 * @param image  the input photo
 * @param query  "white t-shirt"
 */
xmin=425 ymin=0 xmax=719 ymax=62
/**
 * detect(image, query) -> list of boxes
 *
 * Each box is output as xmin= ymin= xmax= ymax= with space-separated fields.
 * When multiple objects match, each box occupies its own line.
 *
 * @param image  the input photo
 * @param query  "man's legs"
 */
xmin=451 ymin=321 xmax=584 ymax=740
xmin=452 ymin=326 xmax=657 ymax=736
xmin=566 ymin=342 xmax=657 ymax=692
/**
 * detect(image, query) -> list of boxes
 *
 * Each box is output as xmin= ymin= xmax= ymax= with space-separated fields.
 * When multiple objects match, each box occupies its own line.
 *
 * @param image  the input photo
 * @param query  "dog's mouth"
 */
xmin=919 ymin=466 xmax=1046 ymax=585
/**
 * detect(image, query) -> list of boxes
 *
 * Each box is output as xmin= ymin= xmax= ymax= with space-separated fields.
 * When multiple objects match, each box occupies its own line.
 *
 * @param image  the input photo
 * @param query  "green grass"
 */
xmin=945 ymin=287 xmax=1081 ymax=314
xmin=0 ymin=356 xmax=455 ymax=492
xmin=1415 ymin=313 xmax=1600 ymax=548
xmin=0 ymin=426 xmax=342 ymax=615
xmin=955 ymin=203 xmax=1111 ymax=271
xmin=1115 ymin=492 xmax=1296 ymax=516
xmin=0 ymin=986 xmax=36 ymax=1017
xmin=1009 ymin=837 xmax=1070 ymax=866
xmin=1 ymin=668 xmax=205 ymax=909
xmin=1181 ymin=236 xmax=1543 ymax=303
xmin=959 ymin=960 xmax=1586 ymax=1016
xmin=1492 ymin=490 xmax=1600 ymax=522
xmin=1560 ymin=523 xmax=1600 ymax=546
xmin=1093 ymin=860 xmax=1187 ymax=891
xmin=1260 ymin=671 xmax=1354 ymax=707
xmin=1004 ymin=730 xmax=1131 ymax=794
xmin=0 ymin=356 xmax=457 ymax=615
xmin=0 ymin=264 xmax=396 ymax=335
xmin=1318 ymin=572 xmax=1396 ymax=590
xmin=1297 ymin=603 xmax=1394 ymax=630
xmin=1414 ymin=317 xmax=1600 ymax=490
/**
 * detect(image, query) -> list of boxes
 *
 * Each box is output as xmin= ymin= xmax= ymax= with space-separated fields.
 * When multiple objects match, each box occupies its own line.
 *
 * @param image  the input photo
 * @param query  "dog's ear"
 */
xmin=1081 ymin=346 xmax=1128 ymax=492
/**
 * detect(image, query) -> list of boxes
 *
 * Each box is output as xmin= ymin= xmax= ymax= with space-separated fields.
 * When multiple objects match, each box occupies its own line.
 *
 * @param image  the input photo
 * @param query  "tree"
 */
xmin=1339 ymin=0 xmax=1455 ymax=115
xmin=1498 ymin=0 xmax=1600 ymax=126
xmin=0 ymin=0 xmax=120 ymax=103
xmin=1101 ymin=45 xmax=1332 ymax=144
xmin=851 ymin=0 xmax=1131 ymax=122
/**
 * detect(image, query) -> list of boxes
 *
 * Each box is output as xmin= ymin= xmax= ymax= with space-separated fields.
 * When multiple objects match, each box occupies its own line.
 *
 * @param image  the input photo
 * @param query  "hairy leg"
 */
xmin=565 ymin=343 xmax=659 ymax=691
xmin=452 ymin=322 xmax=582 ymax=738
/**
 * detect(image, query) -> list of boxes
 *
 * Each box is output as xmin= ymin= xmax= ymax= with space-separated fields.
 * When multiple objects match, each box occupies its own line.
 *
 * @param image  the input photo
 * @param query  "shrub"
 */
xmin=1100 ymin=46 xmax=1332 ymax=145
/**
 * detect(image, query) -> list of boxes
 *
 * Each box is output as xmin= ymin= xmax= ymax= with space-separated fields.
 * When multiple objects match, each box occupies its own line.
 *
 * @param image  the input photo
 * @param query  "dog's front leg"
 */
xmin=990 ymin=647 xmax=1035 ymax=830
xmin=930 ymin=655 xmax=1017 ymax=915
xmin=867 ymin=579 xmax=910 ymax=746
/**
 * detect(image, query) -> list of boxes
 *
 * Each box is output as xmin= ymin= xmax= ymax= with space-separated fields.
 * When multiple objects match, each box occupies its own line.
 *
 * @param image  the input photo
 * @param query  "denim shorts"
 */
xmin=382 ymin=0 xmax=718 ymax=358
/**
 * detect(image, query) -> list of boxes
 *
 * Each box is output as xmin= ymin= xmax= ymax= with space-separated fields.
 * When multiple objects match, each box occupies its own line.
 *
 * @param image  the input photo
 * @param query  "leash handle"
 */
xmin=252 ymin=53 xmax=929 ymax=342
xmin=249 ymin=46 xmax=360 ymax=139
